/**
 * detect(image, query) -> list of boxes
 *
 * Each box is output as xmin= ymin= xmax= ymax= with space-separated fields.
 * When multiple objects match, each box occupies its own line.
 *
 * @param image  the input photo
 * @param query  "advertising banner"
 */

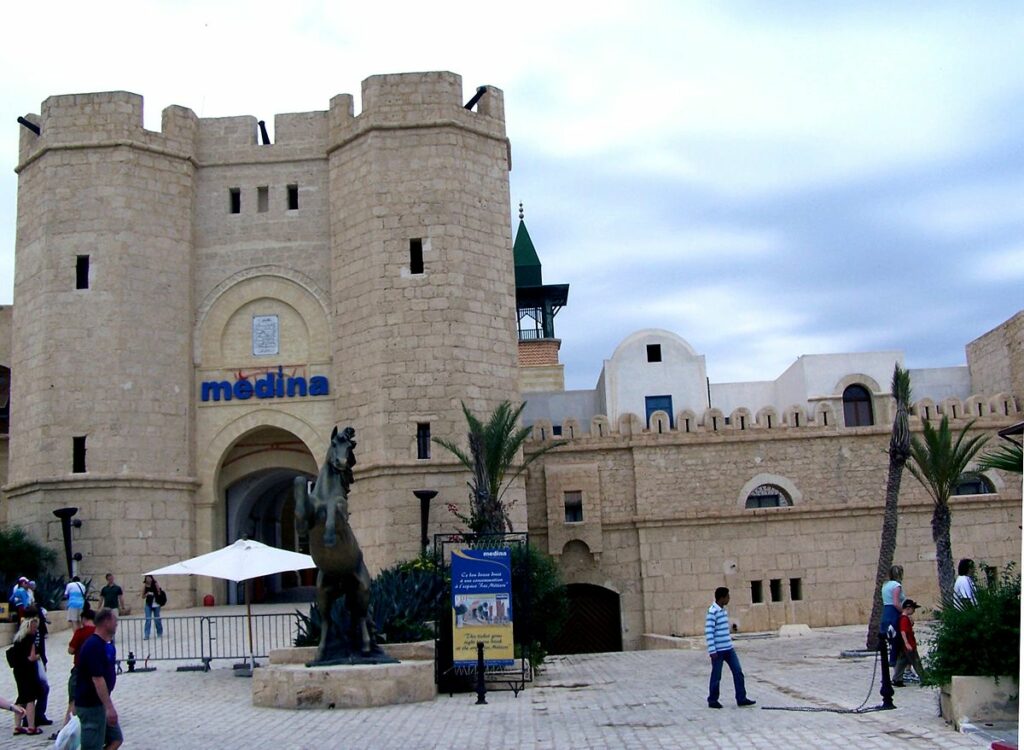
xmin=451 ymin=547 xmax=514 ymax=667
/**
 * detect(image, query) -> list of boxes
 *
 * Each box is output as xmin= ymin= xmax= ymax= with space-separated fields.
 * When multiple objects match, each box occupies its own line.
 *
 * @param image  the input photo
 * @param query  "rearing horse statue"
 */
xmin=294 ymin=425 xmax=374 ymax=662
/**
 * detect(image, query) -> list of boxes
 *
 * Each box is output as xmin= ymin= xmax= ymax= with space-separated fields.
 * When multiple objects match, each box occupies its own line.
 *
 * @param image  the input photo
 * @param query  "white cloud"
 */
xmin=967 ymin=242 xmax=1024 ymax=281
xmin=891 ymin=179 xmax=1024 ymax=238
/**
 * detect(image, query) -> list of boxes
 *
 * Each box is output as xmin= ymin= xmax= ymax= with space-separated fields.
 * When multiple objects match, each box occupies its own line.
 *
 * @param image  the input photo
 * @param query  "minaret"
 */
xmin=514 ymin=204 xmax=569 ymax=392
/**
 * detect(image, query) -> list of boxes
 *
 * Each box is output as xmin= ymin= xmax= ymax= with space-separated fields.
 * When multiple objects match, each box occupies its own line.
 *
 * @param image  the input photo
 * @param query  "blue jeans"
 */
xmin=880 ymin=604 xmax=900 ymax=666
xmin=144 ymin=601 xmax=163 ymax=638
xmin=708 ymin=649 xmax=747 ymax=704
xmin=78 ymin=704 xmax=123 ymax=750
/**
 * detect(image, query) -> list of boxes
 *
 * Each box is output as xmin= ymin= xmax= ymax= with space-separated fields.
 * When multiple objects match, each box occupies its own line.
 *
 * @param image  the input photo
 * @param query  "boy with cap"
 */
xmin=892 ymin=599 xmax=926 ymax=686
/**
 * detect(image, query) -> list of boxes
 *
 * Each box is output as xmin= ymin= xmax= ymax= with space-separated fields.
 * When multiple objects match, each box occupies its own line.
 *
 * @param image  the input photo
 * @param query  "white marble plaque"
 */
xmin=252 ymin=315 xmax=279 ymax=356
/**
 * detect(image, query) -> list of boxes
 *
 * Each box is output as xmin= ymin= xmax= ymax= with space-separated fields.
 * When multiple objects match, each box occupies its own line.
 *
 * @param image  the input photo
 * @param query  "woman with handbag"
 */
xmin=8 ymin=616 xmax=43 ymax=735
xmin=142 ymin=575 xmax=165 ymax=640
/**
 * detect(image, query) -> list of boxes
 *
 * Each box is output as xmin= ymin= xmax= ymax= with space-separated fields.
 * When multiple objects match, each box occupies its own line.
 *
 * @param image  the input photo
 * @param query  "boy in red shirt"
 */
xmin=892 ymin=599 xmax=926 ymax=686
xmin=63 ymin=608 xmax=96 ymax=726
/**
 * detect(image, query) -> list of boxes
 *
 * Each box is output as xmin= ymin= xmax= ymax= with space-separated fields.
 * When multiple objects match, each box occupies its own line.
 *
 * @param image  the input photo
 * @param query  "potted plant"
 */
xmin=924 ymin=563 xmax=1019 ymax=729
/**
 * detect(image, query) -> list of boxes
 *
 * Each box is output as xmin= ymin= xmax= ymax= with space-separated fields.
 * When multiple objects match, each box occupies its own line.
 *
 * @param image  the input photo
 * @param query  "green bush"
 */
xmin=34 ymin=572 xmax=70 ymax=612
xmin=923 ymin=563 xmax=1020 ymax=685
xmin=0 ymin=526 xmax=57 ymax=599
xmin=371 ymin=563 xmax=447 ymax=643
xmin=294 ymin=556 xmax=447 ymax=648
xmin=511 ymin=543 xmax=568 ymax=665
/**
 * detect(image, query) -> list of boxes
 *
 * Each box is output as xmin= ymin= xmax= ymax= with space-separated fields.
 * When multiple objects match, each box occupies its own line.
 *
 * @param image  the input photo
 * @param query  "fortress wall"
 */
xmin=967 ymin=311 xmax=1024 ymax=409
xmin=527 ymin=414 xmax=1022 ymax=642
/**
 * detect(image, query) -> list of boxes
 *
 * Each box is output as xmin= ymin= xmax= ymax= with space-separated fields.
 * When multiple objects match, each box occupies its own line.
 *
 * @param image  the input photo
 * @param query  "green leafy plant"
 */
xmin=294 ymin=558 xmax=448 ymax=648
xmin=977 ymin=439 xmax=1023 ymax=475
xmin=510 ymin=543 xmax=568 ymax=670
xmin=371 ymin=563 xmax=447 ymax=643
xmin=33 ymin=572 xmax=71 ymax=612
xmin=907 ymin=417 xmax=989 ymax=601
xmin=923 ymin=563 xmax=1020 ymax=686
xmin=1 ymin=526 xmax=58 ymax=607
xmin=434 ymin=401 xmax=566 ymax=534
xmin=293 ymin=605 xmax=320 ymax=647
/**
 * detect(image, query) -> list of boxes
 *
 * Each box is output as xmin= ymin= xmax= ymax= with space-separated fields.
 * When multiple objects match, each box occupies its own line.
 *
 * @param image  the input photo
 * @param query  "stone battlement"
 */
xmin=528 ymin=390 xmax=1020 ymax=443
xmin=16 ymin=72 xmax=506 ymax=170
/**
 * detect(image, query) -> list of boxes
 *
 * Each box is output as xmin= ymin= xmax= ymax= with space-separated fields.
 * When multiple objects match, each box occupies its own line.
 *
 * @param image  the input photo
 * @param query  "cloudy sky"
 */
xmin=1 ymin=1 xmax=1021 ymax=390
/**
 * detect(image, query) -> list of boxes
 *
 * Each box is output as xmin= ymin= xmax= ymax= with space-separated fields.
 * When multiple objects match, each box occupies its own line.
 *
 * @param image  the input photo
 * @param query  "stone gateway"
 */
xmin=0 ymin=72 xmax=1019 ymax=648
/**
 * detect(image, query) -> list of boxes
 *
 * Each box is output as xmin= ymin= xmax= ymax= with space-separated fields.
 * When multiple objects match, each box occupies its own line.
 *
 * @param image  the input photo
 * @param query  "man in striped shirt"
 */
xmin=705 ymin=587 xmax=756 ymax=709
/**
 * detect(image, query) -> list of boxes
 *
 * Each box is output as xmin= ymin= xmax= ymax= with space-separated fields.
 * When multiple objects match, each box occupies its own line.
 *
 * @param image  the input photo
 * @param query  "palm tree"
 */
xmin=866 ymin=364 xmax=912 ymax=649
xmin=907 ymin=416 xmax=989 ymax=603
xmin=435 ymin=401 xmax=566 ymax=534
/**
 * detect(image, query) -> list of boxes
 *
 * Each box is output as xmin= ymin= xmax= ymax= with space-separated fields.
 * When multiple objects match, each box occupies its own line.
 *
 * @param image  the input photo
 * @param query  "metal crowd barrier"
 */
xmin=114 ymin=612 xmax=301 ymax=672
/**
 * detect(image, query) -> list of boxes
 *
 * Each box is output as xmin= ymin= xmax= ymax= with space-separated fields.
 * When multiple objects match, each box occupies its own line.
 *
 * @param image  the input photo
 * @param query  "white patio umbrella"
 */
xmin=147 ymin=538 xmax=316 ymax=670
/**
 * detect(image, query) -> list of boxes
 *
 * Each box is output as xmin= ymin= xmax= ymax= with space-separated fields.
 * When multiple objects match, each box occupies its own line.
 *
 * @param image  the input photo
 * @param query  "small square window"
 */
xmin=76 ymin=255 xmax=90 ymax=290
xmin=552 ymin=425 xmax=562 ymax=436
xmin=750 ymin=580 xmax=763 ymax=604
xmin=416 ymin=423 xmax=430 ymax=460
xmin=410 ymin=239 xmax=424 ymax=275
xmin=72 ymin=435 xmax=87 ymax=474
xmin=646 ymin=344 xmax=662 ymax=362
xmin=257 ymin=186 xmax=269 ymax=213
xmin=229 ymin=188 xmax=241 ymax=214
xmin=769 ymin=578 xmax=783 ymax=602
xmin=287 ymin=184 xmax=299 ymax=210
xmin=563 ymin=491 xmax=583 ymax=523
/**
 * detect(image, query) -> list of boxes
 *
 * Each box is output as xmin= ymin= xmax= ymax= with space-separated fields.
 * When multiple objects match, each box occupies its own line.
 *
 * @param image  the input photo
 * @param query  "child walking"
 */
xmin=892 ymin=599 xmax=926 ymax=686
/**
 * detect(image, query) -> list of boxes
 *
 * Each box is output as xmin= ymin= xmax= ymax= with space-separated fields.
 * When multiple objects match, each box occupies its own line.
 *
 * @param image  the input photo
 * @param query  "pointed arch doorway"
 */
xmin=218 ymin=426 xmax=318 ymax=604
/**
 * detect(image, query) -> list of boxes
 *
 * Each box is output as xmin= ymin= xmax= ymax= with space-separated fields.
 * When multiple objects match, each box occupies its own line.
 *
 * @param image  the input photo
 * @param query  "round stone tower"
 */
xmin=8 ymin=93 xmax=198 ymax=573
xmin=327 ymin=72 xmax=520 ymax=565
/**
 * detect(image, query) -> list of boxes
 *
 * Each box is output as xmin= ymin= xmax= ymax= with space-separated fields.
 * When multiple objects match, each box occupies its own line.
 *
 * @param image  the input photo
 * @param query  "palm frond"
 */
xmin=977 ymin=441 xmax=1023 ymax=474
xmin=434 ymin=399 xmax=567 ymax=530
xmin=432 ymin=437 xmax=473 ymax=473
xmin=891 ymin=364 xmax=912 ymax=406
xmin=908 ymin=417 xmax=989 ymax=506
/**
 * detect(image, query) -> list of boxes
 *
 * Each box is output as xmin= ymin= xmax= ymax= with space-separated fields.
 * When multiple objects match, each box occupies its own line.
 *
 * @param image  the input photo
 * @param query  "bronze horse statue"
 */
xmin=294 ymin=426 xmax=375 ymax=662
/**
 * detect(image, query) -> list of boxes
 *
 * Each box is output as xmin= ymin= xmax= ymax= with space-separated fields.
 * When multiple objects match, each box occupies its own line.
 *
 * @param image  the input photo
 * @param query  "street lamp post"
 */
xmin=413 ymin=490 xmax=438 ymax=554
xmin=52 ymin=507 xmax=81 ymax=578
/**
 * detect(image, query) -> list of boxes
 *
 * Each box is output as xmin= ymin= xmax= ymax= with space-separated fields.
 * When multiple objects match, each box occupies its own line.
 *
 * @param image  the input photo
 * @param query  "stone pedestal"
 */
xmin=253 ymin=652 xmax=435 ymax=709
xmin=939 ymin=675 xmax=1019 ymax=730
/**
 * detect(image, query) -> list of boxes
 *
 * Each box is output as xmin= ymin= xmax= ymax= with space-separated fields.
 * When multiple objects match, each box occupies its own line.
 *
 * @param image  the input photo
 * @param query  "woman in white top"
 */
xmin=953 ymin=558 xmax=977 ymax=606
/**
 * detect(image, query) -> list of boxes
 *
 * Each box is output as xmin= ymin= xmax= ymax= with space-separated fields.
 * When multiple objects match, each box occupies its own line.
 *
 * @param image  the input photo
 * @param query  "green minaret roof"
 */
xmin=513 ymin=204 xmax=542 ymax=288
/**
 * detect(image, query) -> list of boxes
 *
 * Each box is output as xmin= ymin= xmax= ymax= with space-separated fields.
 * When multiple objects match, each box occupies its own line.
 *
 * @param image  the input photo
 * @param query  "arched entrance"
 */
xmin=218 ymin=426 xmax=318 ymax=604
xmin=551 ymin=583 xmax=623 ymax=654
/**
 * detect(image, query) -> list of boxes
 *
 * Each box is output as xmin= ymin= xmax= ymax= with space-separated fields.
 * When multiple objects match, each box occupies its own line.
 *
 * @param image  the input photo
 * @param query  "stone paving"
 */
xmin=0 ymin=611 xmax=1015 ymax=750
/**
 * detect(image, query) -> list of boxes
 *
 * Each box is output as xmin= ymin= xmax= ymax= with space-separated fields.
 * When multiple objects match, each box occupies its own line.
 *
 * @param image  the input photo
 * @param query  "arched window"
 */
xmin=954 ymin=475 xmax=995 ymax=496
xmin=745 ymin=484 xmax=793 ymax=509
xmin=843 ymin=385 xmax=874 ymax=427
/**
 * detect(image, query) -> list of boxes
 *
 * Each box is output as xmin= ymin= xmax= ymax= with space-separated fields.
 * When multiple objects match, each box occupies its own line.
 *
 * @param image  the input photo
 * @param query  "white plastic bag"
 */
xmin=54 ymin=715 xmax=81 ymax=750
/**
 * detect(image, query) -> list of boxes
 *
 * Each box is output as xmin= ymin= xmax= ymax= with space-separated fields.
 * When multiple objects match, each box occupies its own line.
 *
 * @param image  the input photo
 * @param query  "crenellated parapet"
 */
xmin=328 ymin=71 xmax=507 ymax=162
xmin=527 ymin=390 xmax=1021 ymax=446
xmin=17 ymin=91 xmax=199 ymax=171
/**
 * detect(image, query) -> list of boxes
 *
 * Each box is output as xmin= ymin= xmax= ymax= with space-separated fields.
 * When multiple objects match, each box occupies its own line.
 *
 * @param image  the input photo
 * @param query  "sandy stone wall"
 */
xmin=967 ymin=311 xmax=1023 ymax=410
xmin=527 ymin=410 xmax=1022 ymax=647
xmin=5 ymin=74 xmax=522 ymax=599
xmin=328 ymin=72 xmax=518 ymax=468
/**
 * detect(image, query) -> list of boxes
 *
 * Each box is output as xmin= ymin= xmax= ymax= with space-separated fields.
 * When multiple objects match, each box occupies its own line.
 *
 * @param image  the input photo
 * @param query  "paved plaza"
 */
xmin=0 ymin=609 xmax=1015 ymax=749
